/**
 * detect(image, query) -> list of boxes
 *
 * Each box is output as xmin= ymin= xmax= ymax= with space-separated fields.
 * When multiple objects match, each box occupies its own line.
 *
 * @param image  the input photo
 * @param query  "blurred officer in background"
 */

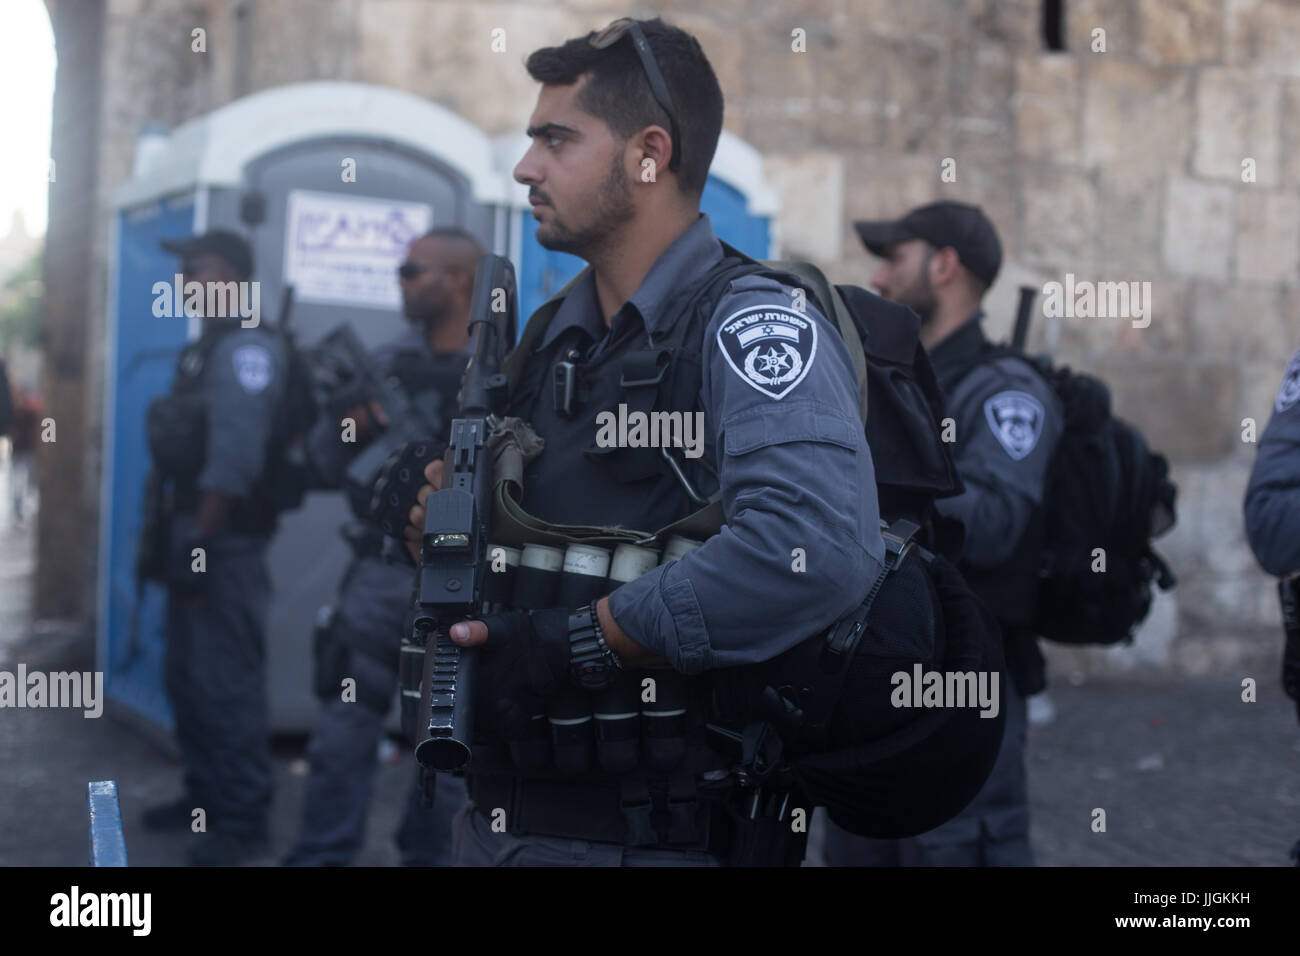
xmin=283 ymin=228 xmax=478 ymax=866
xmin=823 ymin=201 xmax=1061 ymax=866
xmin=1243 ymin=343 xmax=1300 ymax=864
xmin=140 ymin=230 xmax=293 ymax=866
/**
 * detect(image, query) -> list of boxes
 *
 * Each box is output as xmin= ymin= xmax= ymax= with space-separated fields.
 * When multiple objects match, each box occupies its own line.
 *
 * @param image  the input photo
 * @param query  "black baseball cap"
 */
xmin=160 ymin=229 xmax=253 ymax=279
xmin=854 ymin=201 xmax=1002 ymax=287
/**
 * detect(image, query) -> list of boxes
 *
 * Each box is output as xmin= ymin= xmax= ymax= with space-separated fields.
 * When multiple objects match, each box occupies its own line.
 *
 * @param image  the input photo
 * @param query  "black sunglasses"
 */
xmin=589 ymin=18 xmax=682 ymax=172
xmin=397 ymin=261 xmax=426 ymax=281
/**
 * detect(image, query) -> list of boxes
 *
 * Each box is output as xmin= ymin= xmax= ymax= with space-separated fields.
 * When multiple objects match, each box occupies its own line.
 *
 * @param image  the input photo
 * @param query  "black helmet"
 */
xmin=740 ymin=528 xmax=1007 ymax=839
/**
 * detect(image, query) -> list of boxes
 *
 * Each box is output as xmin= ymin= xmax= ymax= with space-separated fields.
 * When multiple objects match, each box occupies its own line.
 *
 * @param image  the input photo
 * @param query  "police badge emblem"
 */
xmin=232 ymin=344 xmax=272 ymax=394
xmin=716 ymin=304 xmax=818 ymax=400
xmin=983 ymin=390 xmax=1045 ymax=461
xmin=1275 ymin=349 xmax=1300 ymax=413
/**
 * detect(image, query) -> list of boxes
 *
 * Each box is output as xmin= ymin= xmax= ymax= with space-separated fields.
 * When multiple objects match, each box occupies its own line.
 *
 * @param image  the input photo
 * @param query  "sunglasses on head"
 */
xmin=589 ymin=17 xmax=682 ymax=172
xmin=397 ymin=262 xmax=426 ymax=281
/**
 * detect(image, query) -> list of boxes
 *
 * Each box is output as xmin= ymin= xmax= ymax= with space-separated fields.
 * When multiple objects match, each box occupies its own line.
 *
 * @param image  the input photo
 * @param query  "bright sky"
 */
xmin=0 ymin=0 xmax=55 ymax=236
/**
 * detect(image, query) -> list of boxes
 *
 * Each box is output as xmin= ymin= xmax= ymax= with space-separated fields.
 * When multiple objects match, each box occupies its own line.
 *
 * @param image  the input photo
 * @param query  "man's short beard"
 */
xmin=535 ymin=150 xmax=634 ymax=258
xmin=897 ymin=249 xmax=938 ymax=324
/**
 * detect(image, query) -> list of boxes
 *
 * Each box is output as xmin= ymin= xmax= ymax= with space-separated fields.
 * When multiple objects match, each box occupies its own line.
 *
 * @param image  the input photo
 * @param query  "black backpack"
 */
xmin=260 ymin=320 xmax=320 ymax=513
xmin=961 ymin=345 xmax=1178 ymax=645
xmin=691 ymin=248 xmax=1006 ymax=840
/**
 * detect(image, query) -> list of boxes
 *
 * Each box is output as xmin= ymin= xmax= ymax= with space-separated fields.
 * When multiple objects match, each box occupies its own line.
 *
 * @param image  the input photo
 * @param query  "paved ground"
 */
xmin=1 ymin=451 xmax=1296 ymax=866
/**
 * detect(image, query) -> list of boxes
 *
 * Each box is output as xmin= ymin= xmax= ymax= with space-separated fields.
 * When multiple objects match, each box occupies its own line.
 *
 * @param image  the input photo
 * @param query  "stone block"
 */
xmin=1014 ymin=54 xmax=1082 ymax=163
xmin=1137 ymin=0 xmax=1225 ymax=64
xmin=1089 ymin=357 xmax=1239 ymax=461
xmin=1226 ymin=0 xmax=1300 ymax=77
xmin=1188 ymin=278 xmax=1289 ymax=363
xmin=764 ymin=152 xmax=846 ymax=264
xmin=1081 ymin=60 xmax=1194 ymax=188
xmin=1069 ymin=0 xmax=1143 ymax=56
xmin=1162 ymin=177 xmax=1234 ymax=279
xmin=1096 ymin=169 xmax=1164 ymax=275
xmin=356 ymin=1 xmax=587 ymax=134
xmin=1193 ymin=68 xmax=1281 ymax=185
xmin=1020 ymin=165 xmax=1100 ymax=272
xmin=1234 ymin=190 xmax=1300 ymax=282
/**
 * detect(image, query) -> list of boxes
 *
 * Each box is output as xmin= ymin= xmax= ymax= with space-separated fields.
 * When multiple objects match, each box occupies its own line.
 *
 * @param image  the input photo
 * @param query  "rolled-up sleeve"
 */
xmin=608 ymin=279 xmax=885 ymax=672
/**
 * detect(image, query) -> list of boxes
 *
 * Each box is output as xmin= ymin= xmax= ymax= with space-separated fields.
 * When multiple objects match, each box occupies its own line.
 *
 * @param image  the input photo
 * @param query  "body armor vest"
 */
xmin=147 ymin=322 xmax=282 ymax=534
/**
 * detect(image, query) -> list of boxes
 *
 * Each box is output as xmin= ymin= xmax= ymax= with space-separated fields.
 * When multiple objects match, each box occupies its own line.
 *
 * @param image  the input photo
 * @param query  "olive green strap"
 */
xmin=490 ymin=477 xmax=723 ymax=551
xmin=764 ymin=257 xmax=870 ymax=425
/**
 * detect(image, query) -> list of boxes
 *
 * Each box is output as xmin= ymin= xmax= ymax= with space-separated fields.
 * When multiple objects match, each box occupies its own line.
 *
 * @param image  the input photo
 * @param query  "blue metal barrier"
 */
xmin=88 ymin=780 xmax=128 ymax=867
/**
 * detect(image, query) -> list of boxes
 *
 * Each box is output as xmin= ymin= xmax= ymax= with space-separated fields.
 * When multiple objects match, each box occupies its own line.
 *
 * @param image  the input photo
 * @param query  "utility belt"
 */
xmin=171 ymin=482 xmax=279 ymax=537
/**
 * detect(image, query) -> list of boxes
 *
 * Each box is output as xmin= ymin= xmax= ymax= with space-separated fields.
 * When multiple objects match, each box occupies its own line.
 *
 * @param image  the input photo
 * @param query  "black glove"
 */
xmin=473 ymin=608 xmax=571 ymax=737
xmin=1282 ymin=635 xmax=1300 ymax=723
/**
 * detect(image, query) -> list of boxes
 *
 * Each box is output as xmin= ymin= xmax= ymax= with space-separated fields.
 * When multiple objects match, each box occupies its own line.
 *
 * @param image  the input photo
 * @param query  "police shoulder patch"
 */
xmin=231 ymin=344 xmax=273 ymax=394
xmin=1275 ymin=349 xmax=1300 ymax=413
xmin=983 ymin=389 xmax=1045 ymax=461
xmin=716 ymin=303 xmax=818 ymax=400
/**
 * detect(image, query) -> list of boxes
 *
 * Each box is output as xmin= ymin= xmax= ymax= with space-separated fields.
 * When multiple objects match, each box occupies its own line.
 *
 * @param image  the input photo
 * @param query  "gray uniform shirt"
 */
xmin=575 ymin=215 xmax=887 ymax=673
xmin=1244 ymin=346 xmax=1300 ymax=577
xmin=929 ymin=316 xmax=1064 ymax=568
xmin=196 ymin=323 xmax=288 ymax=498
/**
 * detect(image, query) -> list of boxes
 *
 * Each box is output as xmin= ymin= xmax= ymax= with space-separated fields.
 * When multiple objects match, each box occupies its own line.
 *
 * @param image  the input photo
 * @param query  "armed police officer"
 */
xmin=1243 ymin=343 xmax=1300 ymax=863
xmin=140 ymin=229 xmax=296 ymax=865
xmin=822 ymin=202 xmax=1061 ymax=867
xmin=283 ymin=228 xmax=478 ymax=866
xmin=402 ymin=16 xmax=885 ymax=867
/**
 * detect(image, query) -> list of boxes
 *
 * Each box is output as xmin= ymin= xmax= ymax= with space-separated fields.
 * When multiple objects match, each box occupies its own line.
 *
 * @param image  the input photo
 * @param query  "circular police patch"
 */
xmin=716 ymin=304 xmax=818 ymax=400
xmin=983 ymin=390 xmax=1045 ymax=461
xmin=232 ymin=344 xmax=272 ymax=394
xmin=1276 ymin=349 xmax=1300 ymax=413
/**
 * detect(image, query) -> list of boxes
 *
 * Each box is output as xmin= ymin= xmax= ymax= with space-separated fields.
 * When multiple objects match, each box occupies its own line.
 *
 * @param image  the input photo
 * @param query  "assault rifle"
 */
xmin=408 ymin=254 xmax=517 ymax=772
xmin=311 ymin=322 xmax=449 ymax=508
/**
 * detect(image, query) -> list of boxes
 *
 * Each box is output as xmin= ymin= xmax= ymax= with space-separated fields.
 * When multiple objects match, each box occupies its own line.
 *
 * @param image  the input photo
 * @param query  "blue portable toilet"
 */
xmin=100 ymin=82 xmax=514 ymax=737
xmin=494 ymin=130 xmax=780 ymax=326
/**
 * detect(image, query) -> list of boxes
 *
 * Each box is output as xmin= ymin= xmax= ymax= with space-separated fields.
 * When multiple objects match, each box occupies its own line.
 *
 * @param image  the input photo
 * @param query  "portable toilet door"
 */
xmin=496 ymin=129 xmax=781 ymax=326
xmin=102 ymin=82 xmax=511 ymax=738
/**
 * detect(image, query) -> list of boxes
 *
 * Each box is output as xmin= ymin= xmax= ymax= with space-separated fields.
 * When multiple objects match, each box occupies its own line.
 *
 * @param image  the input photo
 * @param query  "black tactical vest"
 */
xmin=466 ymin=267 xmax=744 ymax=803
xmin=148 ymin=322 xmax=281 ymax=534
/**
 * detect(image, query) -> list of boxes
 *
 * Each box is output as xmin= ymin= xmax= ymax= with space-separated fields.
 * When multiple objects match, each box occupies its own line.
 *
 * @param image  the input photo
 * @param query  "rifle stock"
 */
xmin=314 ymin=322 xmax=448 ymax=494
xmin=410 ymin=254 xmax=516 ymax=772
xmin=1012 ymin=285 xmax=1036 ymax=352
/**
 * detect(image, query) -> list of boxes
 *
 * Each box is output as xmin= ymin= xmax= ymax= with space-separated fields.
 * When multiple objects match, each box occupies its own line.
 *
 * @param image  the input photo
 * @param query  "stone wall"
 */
xmin=51 ymin=0 xmax=1297 ymax=675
